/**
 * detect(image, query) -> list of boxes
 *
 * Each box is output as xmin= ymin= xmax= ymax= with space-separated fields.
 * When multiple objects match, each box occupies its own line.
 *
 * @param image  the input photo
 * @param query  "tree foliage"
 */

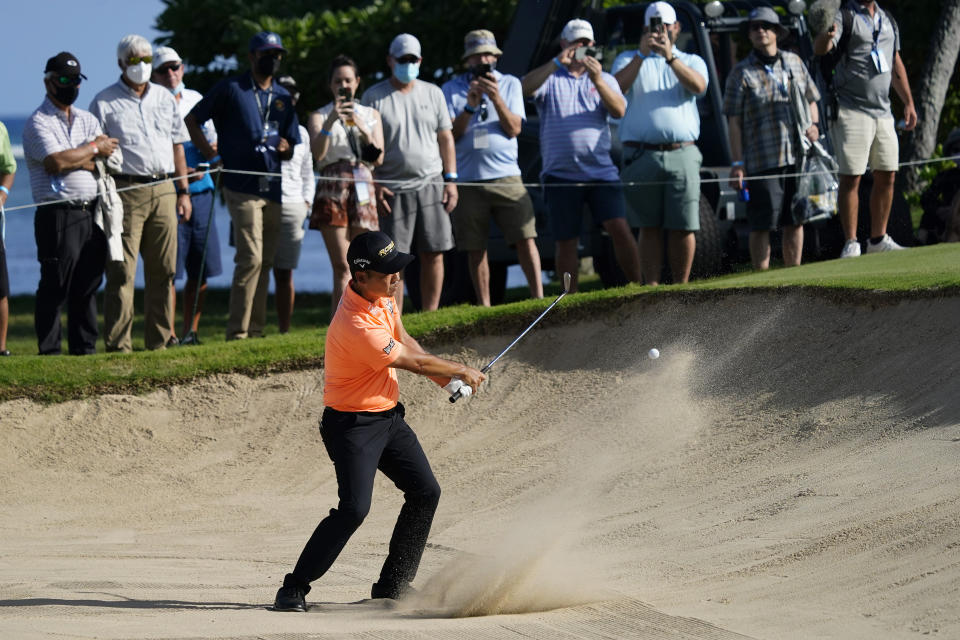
xmin=155 ymin=0 xmax=517 ymax=120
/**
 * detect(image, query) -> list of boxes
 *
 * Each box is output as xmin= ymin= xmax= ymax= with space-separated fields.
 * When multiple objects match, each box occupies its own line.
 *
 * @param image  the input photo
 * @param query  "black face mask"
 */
xmin=51 ymin=85 xmax=79 ymax=106
xmin=255 ymin=54 xmax=281 ymax=78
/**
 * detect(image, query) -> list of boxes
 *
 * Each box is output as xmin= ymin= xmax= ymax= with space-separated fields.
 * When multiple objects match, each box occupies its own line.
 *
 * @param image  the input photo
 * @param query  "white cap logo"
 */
xmin=67 ymin=60 xmax=78 ymax=67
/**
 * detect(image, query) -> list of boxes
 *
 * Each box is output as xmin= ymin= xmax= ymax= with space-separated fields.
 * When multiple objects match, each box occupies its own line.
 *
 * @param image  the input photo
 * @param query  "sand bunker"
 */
xmin=1 ymin=291 xmax=959 ymax=639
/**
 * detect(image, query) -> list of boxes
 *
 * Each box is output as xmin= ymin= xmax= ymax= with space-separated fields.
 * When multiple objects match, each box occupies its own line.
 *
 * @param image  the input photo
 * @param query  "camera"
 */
xmin=573 ymin=46 xmax=602 ymax=61
xmin=337 ymin=87 xmax=353 ymax=101
xmin=470 ymin=63 xmax=493 ymax=78
xmin=649 ymin=16 xmax=664 ymax=34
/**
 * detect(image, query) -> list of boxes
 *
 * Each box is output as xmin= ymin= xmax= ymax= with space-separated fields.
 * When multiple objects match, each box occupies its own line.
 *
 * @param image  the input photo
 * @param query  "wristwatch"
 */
xmin=443 ymin=172 xmax=458 ymax=183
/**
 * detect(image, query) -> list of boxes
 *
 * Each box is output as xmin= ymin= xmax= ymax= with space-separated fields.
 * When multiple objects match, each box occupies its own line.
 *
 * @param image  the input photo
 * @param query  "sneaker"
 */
xmin=273 ymin=585 xmax=307 ymax=612
xmin=166 ymin=335 xmax=180 ymax=347
xmin=371 ymin=581 xmax=417 ymax=600
xmin=0 ymin=349 xmax=10 ymax=356
xmin=866 ymin=234 xmax=905 ymax=253
xmin=180 ymin=333 xmax=201 ymax=346
xmin=839 ymin=239 xmax=862 ymax=259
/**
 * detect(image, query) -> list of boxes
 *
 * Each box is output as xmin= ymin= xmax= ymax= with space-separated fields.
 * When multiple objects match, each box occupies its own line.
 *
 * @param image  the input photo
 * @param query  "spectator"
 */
xmin=362 ymin=34 xmax=458 ymax=311
xmin=0 ymin=120 xmax=16 ymax=356
xmin=442 ymin=30 xmax=543 ymax=306
xmin=151 ymin=46 xmax=222 ymax=345
xmin=308 ymin=55 xmax=384 ymax=316
xmin=185 ymin=31 xmax=300 ymax=339
xmin=90 ymin=35 xmax=192 ymax=352
xmin=273 ymin=74 xmax=315 ymax=333
xmin=22 ymin=52 xmax=118 ymax=355
xmin=725 ymin=8 xmax=821 ymax=270
xmin=615 ymin=2 xmax=708 ymax=286
xmin=521 ymin=19 xmax=641 ymax=293
xmin=813 ymin=0 xmax=916 ymax=257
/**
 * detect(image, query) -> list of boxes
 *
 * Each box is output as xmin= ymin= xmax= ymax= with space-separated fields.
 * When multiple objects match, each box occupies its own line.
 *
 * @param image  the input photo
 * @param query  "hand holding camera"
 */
xmin=647 ymin=16 xmax=671 ymax=57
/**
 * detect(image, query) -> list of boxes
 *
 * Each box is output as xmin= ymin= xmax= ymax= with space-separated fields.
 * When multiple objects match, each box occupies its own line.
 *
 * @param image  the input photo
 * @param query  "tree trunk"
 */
xmin=902 ymin=0 xmax=960 ymax=193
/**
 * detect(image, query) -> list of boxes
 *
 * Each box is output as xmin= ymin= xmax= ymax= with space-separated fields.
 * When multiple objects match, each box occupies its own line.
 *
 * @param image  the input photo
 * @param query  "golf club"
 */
xmin=450 ymin=271 xmax=572 ymax=403
xmin=181 ymin=163 xmax=220 ymax=346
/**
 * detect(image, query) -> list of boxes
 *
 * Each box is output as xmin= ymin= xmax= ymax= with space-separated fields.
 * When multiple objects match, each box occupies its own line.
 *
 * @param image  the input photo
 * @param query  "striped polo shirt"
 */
xmin=534 ymin=68 xmax=623 ymax=182
xmin=22 ymin=97 xmax=102 ymax=203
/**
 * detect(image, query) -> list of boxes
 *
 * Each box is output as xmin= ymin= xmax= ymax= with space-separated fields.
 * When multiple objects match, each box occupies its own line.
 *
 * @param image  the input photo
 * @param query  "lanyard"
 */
xmin=853 ymin=2 xmax=883 ymax=49
xmin=251 ymin=75 xmax=274 ymax=134
xmin=763 ymin=64 xmax=787 ymax=97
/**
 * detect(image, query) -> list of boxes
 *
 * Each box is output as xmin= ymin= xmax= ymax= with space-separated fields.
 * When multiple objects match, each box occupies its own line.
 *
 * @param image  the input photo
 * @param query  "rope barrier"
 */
xmin=3 ymin=153 xmax=957 ymax=214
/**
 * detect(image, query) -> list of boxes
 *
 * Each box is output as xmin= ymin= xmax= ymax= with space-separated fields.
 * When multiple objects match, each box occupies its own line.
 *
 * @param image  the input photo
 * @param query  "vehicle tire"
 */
xmin=691 ymin=194 xmax=725 ymax=279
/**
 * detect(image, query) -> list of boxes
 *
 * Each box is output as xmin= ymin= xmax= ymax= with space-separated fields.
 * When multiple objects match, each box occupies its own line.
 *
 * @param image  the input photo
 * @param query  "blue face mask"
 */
xmin=393 ymin=62 xmax=420 ymax=84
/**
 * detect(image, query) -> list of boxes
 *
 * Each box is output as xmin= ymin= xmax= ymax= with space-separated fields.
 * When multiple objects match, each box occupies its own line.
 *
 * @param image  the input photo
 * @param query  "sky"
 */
xmin=1 ymin=0 xmax=167 ymax=117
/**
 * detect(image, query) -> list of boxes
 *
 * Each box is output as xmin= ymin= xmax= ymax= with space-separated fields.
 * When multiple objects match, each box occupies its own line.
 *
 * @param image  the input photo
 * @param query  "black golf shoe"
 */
xmin=273 ymin=585 xmax=307 ymax=611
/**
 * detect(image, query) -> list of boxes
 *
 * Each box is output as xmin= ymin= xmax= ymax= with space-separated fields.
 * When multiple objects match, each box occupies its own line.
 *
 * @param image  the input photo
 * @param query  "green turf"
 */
xmin=2 ymin=243 xmax=958 ymax=403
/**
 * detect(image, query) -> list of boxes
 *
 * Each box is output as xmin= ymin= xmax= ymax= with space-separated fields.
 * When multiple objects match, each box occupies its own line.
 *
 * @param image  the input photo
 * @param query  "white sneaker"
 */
xmin=866 ymin=234 xmax=905 ymax=253
xmin=840 ymin=239 xmax=862 ymax=258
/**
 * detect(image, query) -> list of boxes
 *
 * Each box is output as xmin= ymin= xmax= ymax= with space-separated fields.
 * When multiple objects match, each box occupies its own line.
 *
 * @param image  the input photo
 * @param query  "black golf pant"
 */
xmin=286 ymin=403 xmax=441 ymax=593
xmin=34 ymin=203 xmax=105 ymax=355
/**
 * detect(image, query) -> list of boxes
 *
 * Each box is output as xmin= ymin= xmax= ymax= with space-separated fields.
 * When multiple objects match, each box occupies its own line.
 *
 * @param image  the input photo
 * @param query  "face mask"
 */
xmin=125 ymin=62 xmax=152 ymax=85
xmin=51 ymin=85 xmax=79 ymax=106
xmin=256 ymin=55 xmax=281 ymax=77
xmin=393 ymin=62 xmax=419 ymax=84
xmin=169 ymin=82 xmax=183 ymax=97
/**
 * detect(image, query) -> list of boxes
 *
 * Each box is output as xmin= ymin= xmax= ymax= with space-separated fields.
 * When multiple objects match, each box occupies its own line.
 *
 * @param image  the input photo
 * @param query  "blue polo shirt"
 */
xmin=442 ymin=70 xmax=525 ymax=181
xmin=188 ymin=72 xmax=300 ymax=202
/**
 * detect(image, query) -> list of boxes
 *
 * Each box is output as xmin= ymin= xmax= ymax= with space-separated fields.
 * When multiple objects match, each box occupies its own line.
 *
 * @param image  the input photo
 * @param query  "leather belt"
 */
xmin=624 ymin=141 xmax=695 ymax=151
xmin=38 ymin=198 xmax=98 ymax=212
xmin=116 ymin=173 xmax=172 ymax=183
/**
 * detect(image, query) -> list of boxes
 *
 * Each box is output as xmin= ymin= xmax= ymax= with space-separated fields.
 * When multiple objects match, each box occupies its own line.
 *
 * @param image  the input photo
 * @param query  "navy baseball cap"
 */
xmin=347 ymin=232 xmax=415 ymax=274
xmin=249 ymin=31 xmax=287 ymax=53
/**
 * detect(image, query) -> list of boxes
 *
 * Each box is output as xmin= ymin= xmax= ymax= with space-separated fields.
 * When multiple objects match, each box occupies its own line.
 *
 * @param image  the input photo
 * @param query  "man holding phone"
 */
xmin=442 ymin=29 xmax=543 ymax=306
xmin=615 ymin=2 xmax=708 ymax=286
xmin=521 ymin=18 xmax=642 ymax=293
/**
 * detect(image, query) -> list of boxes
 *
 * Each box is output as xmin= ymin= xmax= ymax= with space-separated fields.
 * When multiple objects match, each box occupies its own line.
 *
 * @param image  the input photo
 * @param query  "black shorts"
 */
xmin=746 ymin=167 xmax=799 ymax=232
xmin=0 ymin=243 xmax=9 ymax=298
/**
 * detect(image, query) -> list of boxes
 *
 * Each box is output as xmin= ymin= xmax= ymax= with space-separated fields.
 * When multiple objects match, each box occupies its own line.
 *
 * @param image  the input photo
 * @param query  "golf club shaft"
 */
xmin=450 ymin=273 xmax=571 ymax=403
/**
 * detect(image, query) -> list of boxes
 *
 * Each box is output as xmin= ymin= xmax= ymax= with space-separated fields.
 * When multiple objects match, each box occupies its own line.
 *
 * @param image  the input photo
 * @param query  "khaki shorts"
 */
xmin=834 ymin=107 xmax=899 ymax=175
xmin=452 ymin=176 xmax=537 ymax=251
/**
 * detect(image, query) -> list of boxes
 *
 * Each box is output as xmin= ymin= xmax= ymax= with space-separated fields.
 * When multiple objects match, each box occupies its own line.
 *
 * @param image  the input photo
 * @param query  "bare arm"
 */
xmin=307 ymin=110 xmax=334 ymax=165
xmin=582 ymin=57 xmax=625 ymax=118
xmin=0 ymin=172 xmax=13 ymax=208
xmin=184 ymin=113 xmax=217 ymax=161
xmin=813 ymin=23 xmax=838 ymax=56
xmin=614 ymin=54 xmax=644 ymax=94
xmin=42 ymin=135 xmax=117 ymax=175
xmin=437 ymin=128 xmax=458 ymax=213
xmin=727 ymin=115 xmax=745 ymax=189
xmin=482 ymin=76 xmax=522 ymax=138
xmin=522 ymin=58 xmax=559 ymax=97
xmin=392 ymin=317 xmax=486 ymax=390
xmin=892 ymin=51 xmax=918 ymax=130
xmin=666 ymin=56 xmax=706 ymax=96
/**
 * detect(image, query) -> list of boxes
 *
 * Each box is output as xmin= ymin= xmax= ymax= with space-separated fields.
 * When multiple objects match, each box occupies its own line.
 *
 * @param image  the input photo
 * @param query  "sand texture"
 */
xmin=2 ymin=291 xmax=959 ymax=639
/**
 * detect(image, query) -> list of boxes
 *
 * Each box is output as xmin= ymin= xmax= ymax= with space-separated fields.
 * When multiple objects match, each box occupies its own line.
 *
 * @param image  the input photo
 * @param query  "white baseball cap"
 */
xmin=645 ymin=2 xmax=678 ymax=26
xmin=561 ymin=19 xmax=594 ymax=43
xmin=153 ymin=46 xmax=182 ymax=68
xmin=389 ymin=33 xmax=422 ymax=59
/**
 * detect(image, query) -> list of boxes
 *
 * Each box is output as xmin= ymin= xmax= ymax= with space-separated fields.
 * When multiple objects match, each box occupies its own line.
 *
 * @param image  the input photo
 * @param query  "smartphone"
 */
xmin=337 ymin=87 xmax=353 ymax=101
xmin=470 ymin=63 xmax=493 ymax=78
xmin=649 ymin=16 xmax=664 ymax=34
xmin=573 ymin=46 xmax=602 ymax=61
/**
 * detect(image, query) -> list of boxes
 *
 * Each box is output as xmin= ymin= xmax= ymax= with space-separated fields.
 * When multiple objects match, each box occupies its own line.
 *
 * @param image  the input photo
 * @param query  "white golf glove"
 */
xmin=443 ymin=378 xmax=473 ymax=399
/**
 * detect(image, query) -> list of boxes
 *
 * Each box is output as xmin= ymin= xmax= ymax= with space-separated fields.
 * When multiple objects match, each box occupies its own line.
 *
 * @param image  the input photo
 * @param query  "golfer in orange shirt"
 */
xmin=274 ymin=231 xmax=486 ymax=612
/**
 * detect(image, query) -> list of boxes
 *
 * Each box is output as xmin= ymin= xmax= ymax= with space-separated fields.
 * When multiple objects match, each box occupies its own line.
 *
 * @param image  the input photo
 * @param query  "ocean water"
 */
xmin=1 ymin=114 xmax=528 ymax=297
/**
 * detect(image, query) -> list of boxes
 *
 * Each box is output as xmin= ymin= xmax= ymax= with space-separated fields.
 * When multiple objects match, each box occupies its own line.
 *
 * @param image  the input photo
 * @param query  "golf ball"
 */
xmin=648 ymin=348 xmax=660 ymax=360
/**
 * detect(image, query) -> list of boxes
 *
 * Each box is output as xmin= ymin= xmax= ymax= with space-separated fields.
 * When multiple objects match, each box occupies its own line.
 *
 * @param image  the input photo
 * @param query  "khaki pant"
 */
xmin=223 ymin=187 xmax=282 ymax=339
xmin=104 ymin=181 xmax=177 ymax=352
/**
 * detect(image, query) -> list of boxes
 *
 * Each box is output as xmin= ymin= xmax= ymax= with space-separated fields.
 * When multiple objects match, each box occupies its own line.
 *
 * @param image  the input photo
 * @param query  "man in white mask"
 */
xmin=89 ymin=34 xmax=192 ymax=352
xmin=361 ymin=33 xmax=458 ymax=312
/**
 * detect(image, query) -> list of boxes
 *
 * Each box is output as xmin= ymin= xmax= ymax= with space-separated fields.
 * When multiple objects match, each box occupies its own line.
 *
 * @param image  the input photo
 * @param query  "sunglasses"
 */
xmin=750 ymin=22 xmax=777 ymax=32
xmin=53 ymin=75 xmax=82 ymax=87
xmin=126 ymin=55 xmax=153 ymax=65
xmin=156 ymin=63 xmax=182 ymax=73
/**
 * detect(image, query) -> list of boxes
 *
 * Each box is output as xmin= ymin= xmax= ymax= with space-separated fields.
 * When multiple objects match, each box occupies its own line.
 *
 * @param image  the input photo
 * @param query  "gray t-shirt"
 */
xmin=361 ymin=78 xmax=452 ymax=190
xmin=831 ymin=2 xmax=899 ymax=117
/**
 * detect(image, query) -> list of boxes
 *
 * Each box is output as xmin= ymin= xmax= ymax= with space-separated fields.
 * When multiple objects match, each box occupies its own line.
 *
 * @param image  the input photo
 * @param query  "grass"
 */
xmin=2 ymin=242 xmax=959 ymax=403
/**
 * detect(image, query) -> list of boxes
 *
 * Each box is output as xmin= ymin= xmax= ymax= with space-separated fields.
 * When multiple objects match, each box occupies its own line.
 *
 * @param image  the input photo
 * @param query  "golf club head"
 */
xmin=563 ymin=272 xmax=572 ymax=293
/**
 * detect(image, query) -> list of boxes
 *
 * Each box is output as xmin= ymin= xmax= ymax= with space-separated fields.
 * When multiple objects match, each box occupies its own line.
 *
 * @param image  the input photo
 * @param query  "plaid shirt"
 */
xmin=723 ymin=50 xmax=820 ymax=174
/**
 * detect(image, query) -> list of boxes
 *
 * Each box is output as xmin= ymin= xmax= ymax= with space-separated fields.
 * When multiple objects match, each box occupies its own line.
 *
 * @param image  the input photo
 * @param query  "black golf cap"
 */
xmin=44 ymin=52 xmax=87 ymax=79
xmin=347 ymin=231 xmax=415 ymax=274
